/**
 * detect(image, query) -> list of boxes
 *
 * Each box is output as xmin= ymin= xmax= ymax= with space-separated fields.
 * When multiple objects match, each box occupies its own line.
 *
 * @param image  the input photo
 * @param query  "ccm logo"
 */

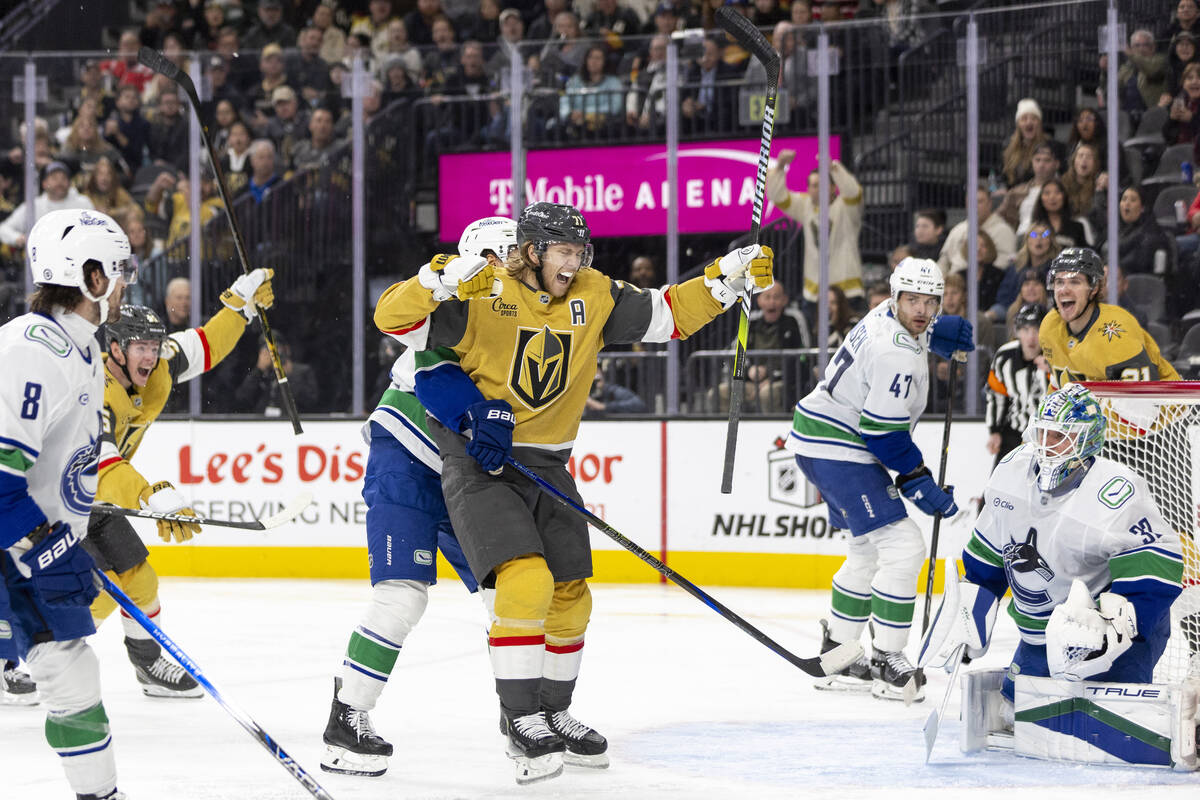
xmin=486 ymin=409 xmax=516 ymax=424
xmin=37 ymin=527 xmax=81 ymax=569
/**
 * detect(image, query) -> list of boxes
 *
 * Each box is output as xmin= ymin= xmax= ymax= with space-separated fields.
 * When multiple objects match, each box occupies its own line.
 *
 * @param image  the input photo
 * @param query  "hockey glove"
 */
xmin=928 ymin=314 xmax=975 ymax=360
xmin=895 ymin=466 xmax=958 ymax=517
xmin=139 ymin=481 xmax=201 ymax=542
xmin=418 ymin=254 xmax=499 ymax=302
xmin=703 ymin=245 xmax=775 ymax=305
xmin=462 ymin=399 xmax=516 ymax=474
xmin=1045 ymin=580 xmax=1136 ymax=681
xmin=11 ymin=521 xmax=100 ymax=608
xmin=220 ymin=268 xmax=275 ymax=321
xmin=766 ymin=150 xmax=795 ymax=209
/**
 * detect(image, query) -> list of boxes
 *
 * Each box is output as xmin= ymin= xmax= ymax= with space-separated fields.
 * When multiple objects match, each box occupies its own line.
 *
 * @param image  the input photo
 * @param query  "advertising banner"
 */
xmin=437 ymin=136 xmax=840 ymax=241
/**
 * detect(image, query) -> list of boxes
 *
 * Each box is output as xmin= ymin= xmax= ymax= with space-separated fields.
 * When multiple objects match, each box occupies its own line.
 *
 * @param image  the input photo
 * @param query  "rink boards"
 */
xmin=130 ymin=418 xmax=998 ymax=589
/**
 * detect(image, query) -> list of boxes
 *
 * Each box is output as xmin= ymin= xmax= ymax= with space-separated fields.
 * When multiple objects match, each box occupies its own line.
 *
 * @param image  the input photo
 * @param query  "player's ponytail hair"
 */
xmin=506 ymin=241 xmax=538 ymax=278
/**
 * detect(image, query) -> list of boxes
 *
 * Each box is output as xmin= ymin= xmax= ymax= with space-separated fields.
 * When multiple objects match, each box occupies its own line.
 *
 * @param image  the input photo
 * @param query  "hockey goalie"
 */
xmin=921 ymin=383 xmax=1199 ymax=770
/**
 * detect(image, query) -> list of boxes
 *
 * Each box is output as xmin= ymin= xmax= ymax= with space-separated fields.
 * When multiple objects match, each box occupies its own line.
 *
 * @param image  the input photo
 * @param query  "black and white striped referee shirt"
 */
xmin=985 ymin=340 xmax=1049 ymax=435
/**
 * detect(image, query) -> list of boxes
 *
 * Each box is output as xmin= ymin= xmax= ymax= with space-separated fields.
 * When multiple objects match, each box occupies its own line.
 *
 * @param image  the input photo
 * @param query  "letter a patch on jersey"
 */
xmin=510 ymin=325 xmax=572 ymax=409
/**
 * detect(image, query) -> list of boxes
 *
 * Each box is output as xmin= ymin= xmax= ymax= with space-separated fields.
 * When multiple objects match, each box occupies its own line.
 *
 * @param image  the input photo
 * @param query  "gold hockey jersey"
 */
xmin=1039 ymin=303 xmax=1179 ymax=389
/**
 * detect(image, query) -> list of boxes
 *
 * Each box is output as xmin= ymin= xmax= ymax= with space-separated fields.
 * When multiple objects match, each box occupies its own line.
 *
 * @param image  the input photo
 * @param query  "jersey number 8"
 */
xmin=21 ymin=381 xmax=42 ymax=420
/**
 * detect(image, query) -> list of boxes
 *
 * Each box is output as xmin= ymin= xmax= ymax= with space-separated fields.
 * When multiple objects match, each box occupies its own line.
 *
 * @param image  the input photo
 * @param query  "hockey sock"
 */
xmin=867 ymin=519 xmax=924 ymax=652
xmin=827 ymin=534 xmax=878 ymax=644
xmin=541 ymin=580 xmax=591 ymax=712
xmin=338 ymin=579 xmax=429 ymax=711
xmin=490 ymin=556 xmax=554 ymax=716
xmin=120 ymin=598 xmax=160 ymax=643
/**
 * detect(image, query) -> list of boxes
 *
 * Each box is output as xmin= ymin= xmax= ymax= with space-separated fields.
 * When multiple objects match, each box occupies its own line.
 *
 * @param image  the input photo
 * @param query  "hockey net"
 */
xmin=1081 ymin=382 xmax=1200 ymax=685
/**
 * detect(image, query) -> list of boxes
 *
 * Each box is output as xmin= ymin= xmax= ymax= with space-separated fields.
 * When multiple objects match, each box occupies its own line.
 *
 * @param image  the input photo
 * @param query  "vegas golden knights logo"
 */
xmin=510 ymin=325 xmax=572 ymax=409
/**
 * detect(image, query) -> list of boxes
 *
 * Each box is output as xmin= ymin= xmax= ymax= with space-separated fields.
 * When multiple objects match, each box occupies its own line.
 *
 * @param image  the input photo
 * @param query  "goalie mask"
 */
xmin=1026 ymin=384 xmax=1106 ymax=492
xmin=458 ymin=216 xmax=518 ymax=262
xmin=28 ymin=208 xmax=135 ymax=302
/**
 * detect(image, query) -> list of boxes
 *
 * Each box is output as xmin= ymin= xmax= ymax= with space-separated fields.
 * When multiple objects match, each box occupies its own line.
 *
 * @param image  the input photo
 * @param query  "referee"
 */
xmin=985 ymin=303 xmax=1049 ymax=469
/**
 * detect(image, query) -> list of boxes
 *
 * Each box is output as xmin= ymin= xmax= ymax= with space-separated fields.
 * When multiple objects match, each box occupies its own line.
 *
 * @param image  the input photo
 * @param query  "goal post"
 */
xmin=1080 ymin=381 xmax=1200 ymax=686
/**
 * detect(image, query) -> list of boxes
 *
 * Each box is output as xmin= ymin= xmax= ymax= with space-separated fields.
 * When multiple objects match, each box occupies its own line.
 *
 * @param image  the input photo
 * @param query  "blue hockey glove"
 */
xmin=928 ymin=315 xmax=975 ymax=360
xmin=462 ymin=399 xmax=516 ymax=474
xmin=895 ymin=467 xmax=958 ymax=518
xmin=19 ymin=521 xmax=100 ymax=608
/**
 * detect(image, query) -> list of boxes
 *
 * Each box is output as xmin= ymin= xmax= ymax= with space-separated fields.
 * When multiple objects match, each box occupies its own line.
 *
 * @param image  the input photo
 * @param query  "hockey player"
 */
xmin=0 ymin=208 xmax=135 ymax=800
xmin=82 ymin=270 xmax=273 ymax=699
xmin=786 ymin=257 xmax=975 ymax=702
xmin=320 ymin=216 xmax=517 ymax=778
xmin=985 ymin=302 xmax=1049 ymax=470
xmin=925 ymin=383 xmax=1182 ymax=710
xmin=375 ymin=201 xmax=774 ymax=784
xmin=1039 ymin=247 xmax=1178 ymax=388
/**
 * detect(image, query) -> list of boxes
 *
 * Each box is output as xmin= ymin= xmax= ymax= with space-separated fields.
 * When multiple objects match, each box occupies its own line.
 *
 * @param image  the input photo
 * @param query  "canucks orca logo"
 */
xmin=60 ymin=435 xmax=99 ymax=516
xmin=1002 ymin=527 xmax=1054 ymax=607
xmin=509 ymin=325 xmax=572 ymax=409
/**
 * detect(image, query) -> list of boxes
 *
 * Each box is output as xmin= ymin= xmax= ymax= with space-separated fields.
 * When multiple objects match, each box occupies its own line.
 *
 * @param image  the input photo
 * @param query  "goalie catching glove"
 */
xmin=220 ymin=267 xmax=275 ymax=321
xmin=703 ymin=244 xmax=775 ymax=306
xmin=1045 ymin=579 xmax=1137 ymax=682
xmin=139 ymin=481 xmax=202 ymax=542
xmin=418 ymin=253 xmax=501 ymax=302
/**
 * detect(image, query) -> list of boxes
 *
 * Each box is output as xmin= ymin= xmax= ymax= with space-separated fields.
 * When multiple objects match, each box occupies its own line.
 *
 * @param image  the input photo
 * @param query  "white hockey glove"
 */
xmin=918 ymin=566 xmax=999 ymax=669
xmin=417 ymin=253 xmax=499 ymax=302
xmin=139 ymin=480 xmax=201 ymax=543
xmin=220 ymin=268 xmax=275 ymax=321
xmin=703 ymin=244 xmax=775 ymax=306
xmin=1045 ymin=580 xmax=1136 ymax=681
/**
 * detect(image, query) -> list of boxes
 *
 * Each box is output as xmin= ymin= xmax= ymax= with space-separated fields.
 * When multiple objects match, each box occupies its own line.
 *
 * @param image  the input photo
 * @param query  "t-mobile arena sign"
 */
xmin=438 ymin=136 xmax=840 ymax=241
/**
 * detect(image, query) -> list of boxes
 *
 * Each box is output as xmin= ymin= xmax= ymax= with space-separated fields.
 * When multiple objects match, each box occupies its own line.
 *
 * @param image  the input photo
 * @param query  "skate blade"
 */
xmin=871 ymin=678 xmax=925 ymax=703
xmin=564 ymin=750 xmax=610 ymax=769
xmin=507 ymin=748 xmax=564 ymax=785
xmin=813 ymin=675 xmax=872 ymax=693
xmin=320 ymin=745 xmax=388 ymax=777
xmin=1 ymin=690 xmax=40 ymax=706
xmin=139 ymin=684 xmax=204 ymax=699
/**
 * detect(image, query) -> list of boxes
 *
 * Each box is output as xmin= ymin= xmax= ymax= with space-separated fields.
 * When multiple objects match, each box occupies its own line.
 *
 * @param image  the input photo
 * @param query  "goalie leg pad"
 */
xmin=961 ymin=668 xmax=1012 ymax=753
xmin=339 ymin=579 xmax=430 ymax=711
xmin=827 ymin=534 xmax=878 ymax=645
xmin=1013 ymin=675 xmax=1195 ymax=769
xmin=866 ymin=518 xmax=925 ymax=652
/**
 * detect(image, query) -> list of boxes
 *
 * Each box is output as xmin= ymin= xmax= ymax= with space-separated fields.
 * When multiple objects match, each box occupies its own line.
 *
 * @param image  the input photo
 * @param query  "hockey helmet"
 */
xmin=106 ymin=305 xmax=169 ymax=351
xmin=1012 ymin=302 xmax=1047 ymax=331
xmin=458 ymin=216 xmax=518 ymax=262
xmin=1045 ymin=247 xmax=1103 ymax=291
xmin=28 ymin=208 xmax=135 ymax=302
xmin=1026 ymin=383 xmax=1106 ymax=492
xmin=516 ymin=202 xmax=593 ymax=267
xmin=889 ymin=257 xmax=944 ymax=305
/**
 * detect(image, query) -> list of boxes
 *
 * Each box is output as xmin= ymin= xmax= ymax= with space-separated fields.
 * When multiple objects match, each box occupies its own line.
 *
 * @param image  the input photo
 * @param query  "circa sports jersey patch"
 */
xmin=1100 ymin=320 xmax=1126 ymax=341
xmin=509 ymin=324 xmax=572 ymax=409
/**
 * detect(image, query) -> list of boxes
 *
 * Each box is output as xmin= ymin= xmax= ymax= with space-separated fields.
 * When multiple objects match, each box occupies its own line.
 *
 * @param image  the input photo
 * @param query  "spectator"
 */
xmin=75 ymin=59 xmax=115 ymax=123
xmin=907 ymin=207 xmax=946 ymax=260
xmin=191 ymin=0 xmax=228 ymax=50
xmin=714 ymin=280 xmax=811 ymax=412
xmin=140 ymin=0 xmax=184 ymax=50
xmin=221 ymin=120 xmax=254 ymax=197
xmin=0 ymin=162 xmax=94 ymax=249
xmin=60 ymin=101 xmax=127 ymax=175
xmin=746 ymin=22 xmax=809 ymax=122
xmin=291 ymin=26 xmax=334 ymax=104
xmin=313 ymin=1 xmax=348 ymax=64
xmin=101 ymin=30 xmax=155 ymax=94
xmin=1161 ymin=30 xmax=1200 ymax=102
xmin=933 ymin=273 xmax=993 ymax=406
xmin=1031 ymin=177 xmax=1088 ymax=248
xmin=1004 ymin=267 xmax=1050 ymax=339
xmin=218 ymin=27 xmax=257 ymax=95
xmin=1110 ymin=29 xmax=1166 ymax=121
xmin=857 ymin=0 xmax=933 ymax=64
xmin=888 ymin=243 xmax=912 ymax=271
xmin=939 ymin=187 xmax=1018 ymax=275
xmin=625 ymin=34 xmax=669 ymax=130
xmin=527 ymin=0 xmax=568 ymax=42
xmin=488 ymin=8 xmax=527 ymax=87
xmin=248 ymin=44 xmax=295 ymax=125
xmin=351 ymin=0 xmax=398 ymax=56
xmin=999 ymin=142 xmax=1059 ymax=236
xmin=243 ymin=0 xmax=299 ymax=51
xmin=381 ymin=56 xmax=423 ymax=106
xmin=265 ymin=86 xmax=311 ymax=168
xmin=585 ymin=0 xmax=642 ymax=61
xmin=1060 ymin=142 xmax=1108 ymax=239
xmin=583 ymin=366 xmax=648 ymax=418
xmin=162 ymin=276 xmax=192 ymax=333
xmin=1012 ymin=222 xmax=1062 ymax=283
xmin=81 ymin=155 xmax=137 ymax=221
xmin=205 ymin=58 xmax=247 ymax=124
xmin=766 ymin=152 xmax=864 ymax=305
xmin=380 ymin=18 xmax=423 ymax=81
xmin=148 ymin=89 xmax=189 ymax=172
xmin=1164 ymin=62 xmax=1200 ymax=145
xmin=998 ymin=98 xmax=1049 ymax=190
xmin=865 ymin=280 xmax=890 ymax=309
xmin=422 ymin=17 xmax=462 ymax=89
xmin=682 ymin=35 xmax=740 ymax=130
xmin=628 ymin=255 xmax=657 ymax=288
xmin=751 ymin=0 xmax=787 ymax=27
xmin=1168 ymin=0 xmax=1200 ymax=41
xmin=234 ymin=333 xmax=320 ymax=415
xmin=335 ymin=79 xmax=385 ymax=138
xmin=246 ymin=139 xmax=283 ymax=203
xmin=957 ymin=229 xmax=1018 ymax=324
xmin=823 ymin=284 xmax=859 ymax=348
xmin=404 ymin=0 xmax=445 ymax=45
xmin=1066 ymin=106 xmax=1126 ymax=183
xmin=647 ymin=2 xmax=680 ymax=37
xmin=559 ymin=45 xmax=625 ymax=137
xmin=984 ymin=302 xmax=1049 ymax=470
xmin=1105 ymin=185 xmax=1171 ymax=278
xmin=458 ymin=0 xmax=504 ymax=48
xmin=211 ymin=99 xmax=241 ymax=155
xmin=540 ymin=11 xmax=589 ymax=86
xmin=292 ymin=107 xmax=343 ymax=171
xmin=145 ymin=166 xmax=225 ymax=247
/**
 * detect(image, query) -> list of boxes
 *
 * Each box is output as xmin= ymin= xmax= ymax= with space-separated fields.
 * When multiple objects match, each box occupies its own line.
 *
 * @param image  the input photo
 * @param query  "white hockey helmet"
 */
xmin=889 ymin=257 xmax=944 ymax=305
xmin=458 ymin=216 xmax=518 ymax=262
xmin=28 ymin=208 xmax=135 ymax=302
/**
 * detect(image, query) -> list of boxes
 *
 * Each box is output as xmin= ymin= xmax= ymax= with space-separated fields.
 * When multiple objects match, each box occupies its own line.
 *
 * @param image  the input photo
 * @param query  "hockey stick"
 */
xmin=920 ymin=358 xmax=958 ymax=636
xmin=137 ymin=46 xmax=303 ymax=435
xmin=922 ymin=643 xmax=965 ymax=763
xmin=715 ymin=6 xmax=779 ymax=495
xmin=95 ymin=571 xmax=337 ymax=799
xmin=91 ymin=491 xmax=313 ymax=530
xmin=505 ymin=456 xmax=863 ymax=678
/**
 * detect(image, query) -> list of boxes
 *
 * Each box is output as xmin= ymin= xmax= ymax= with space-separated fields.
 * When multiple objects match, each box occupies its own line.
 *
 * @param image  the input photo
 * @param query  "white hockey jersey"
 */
xmin=0 ymin=311 xmax=104 ymax=547
xmin=963 ymin=444 xmax=1183 ymax=645
xmin=362 ymin=323 xmax=442 ymax=473
xmin=786 ymin=301 xmax=930 ymax=466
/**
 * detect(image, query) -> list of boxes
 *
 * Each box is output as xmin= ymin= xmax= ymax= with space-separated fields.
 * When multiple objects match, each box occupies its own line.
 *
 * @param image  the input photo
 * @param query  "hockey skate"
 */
xmin=545 ymin=708 xmax=609 ymax=768
xmin=503 ymin=710 xmax=565 ymax=785
xmin=870 ymin=649 xmax=925 ymax=703
xmin=812 ymin=620 xmax=872 ymax=692
xmin=77 ymin=790 xmax=127 ymax=799
xmin=1 ymin=660 xmax=39 ymax=705
xmin=321 ymin=681 xmax=393 ymax=777
xmin=125 ymin=638 xmax=202 ymax=699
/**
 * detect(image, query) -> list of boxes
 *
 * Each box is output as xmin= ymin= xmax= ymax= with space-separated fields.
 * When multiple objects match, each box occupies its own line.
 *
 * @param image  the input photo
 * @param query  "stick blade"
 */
xmin=260 ymin=491 xmax=314 ymax=529
xmin=138 ymin=46 xmax=183 ymax=82
xmin=816 ymin=641 xmax=864 ymax=676
xmin=714 ymin=7 xmax=780 ymax=83
xmin=922 ymin=707 xmax=939 ymax=762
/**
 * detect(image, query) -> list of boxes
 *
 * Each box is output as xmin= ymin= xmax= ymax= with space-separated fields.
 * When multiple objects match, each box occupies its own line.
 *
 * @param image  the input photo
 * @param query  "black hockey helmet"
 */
xmin=1012 ymin=302 xmax=1047 ymax=330
xmin=516 ymin=202 xmax=593 ymax=267
xmin=1045 ymin=247 xmax=1103 ymax=291
xmin=106 ymin=304 xmax=168 ymax=351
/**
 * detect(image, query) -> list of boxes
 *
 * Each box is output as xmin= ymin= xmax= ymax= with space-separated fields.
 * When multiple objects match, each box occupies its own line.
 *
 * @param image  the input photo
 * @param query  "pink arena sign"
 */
xmin=438 ymin=136 xmax=840 ymax=241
